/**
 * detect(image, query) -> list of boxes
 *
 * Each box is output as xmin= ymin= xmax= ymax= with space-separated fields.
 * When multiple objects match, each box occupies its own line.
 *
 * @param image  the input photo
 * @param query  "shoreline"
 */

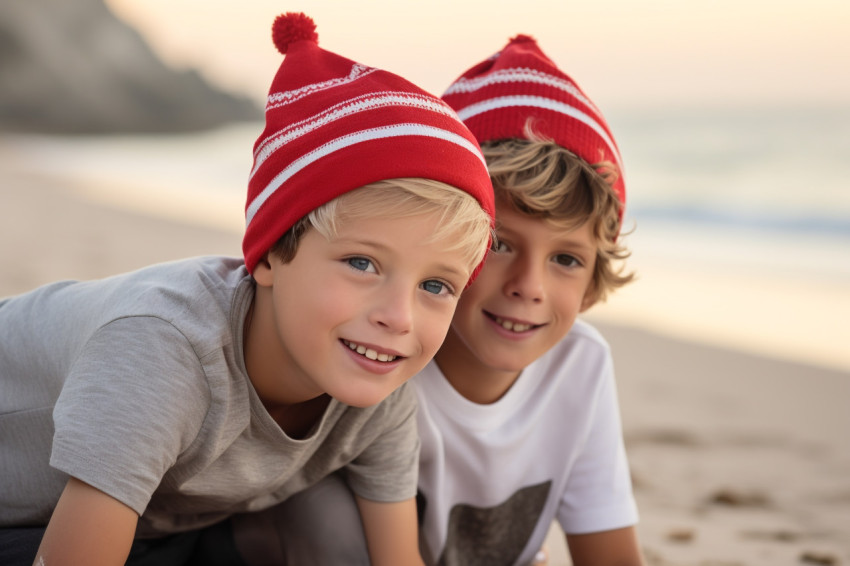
xmin=3 ymin=128 xmax=847 ymax=373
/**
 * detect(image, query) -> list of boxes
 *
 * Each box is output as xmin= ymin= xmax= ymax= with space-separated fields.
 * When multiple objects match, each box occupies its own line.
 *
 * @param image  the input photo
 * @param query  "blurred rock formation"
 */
xmin=0 ymin=0 xmax=261 ymax=133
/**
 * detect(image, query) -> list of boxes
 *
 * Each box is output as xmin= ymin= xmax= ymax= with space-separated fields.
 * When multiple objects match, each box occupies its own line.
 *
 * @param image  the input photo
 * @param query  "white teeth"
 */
xmin=344 ymin=340 xmax=397 ymax=362
xmin=496 ymin=317 xmax=532 ymax=332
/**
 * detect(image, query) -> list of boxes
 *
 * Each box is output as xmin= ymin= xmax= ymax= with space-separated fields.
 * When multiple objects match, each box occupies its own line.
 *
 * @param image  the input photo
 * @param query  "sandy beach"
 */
xmin=2 ymin=145 xmax=848 ymax=565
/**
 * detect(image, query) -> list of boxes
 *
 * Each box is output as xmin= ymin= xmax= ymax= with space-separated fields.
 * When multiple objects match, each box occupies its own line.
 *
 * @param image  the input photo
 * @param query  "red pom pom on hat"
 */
xmin=441 ymin=34 xmax=626 ymax=225
xmin=508 ymin=34 xmax=536 ymax=44
xmin=242 ymin=12 xmax=495 ymax=277
xmin=272 ymin=12 xmax=318 ymax=54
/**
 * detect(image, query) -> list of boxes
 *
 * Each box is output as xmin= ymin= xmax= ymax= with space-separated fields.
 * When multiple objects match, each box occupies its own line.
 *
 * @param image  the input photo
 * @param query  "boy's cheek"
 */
xmin=424 ymin=310 xmax=459 ymax=355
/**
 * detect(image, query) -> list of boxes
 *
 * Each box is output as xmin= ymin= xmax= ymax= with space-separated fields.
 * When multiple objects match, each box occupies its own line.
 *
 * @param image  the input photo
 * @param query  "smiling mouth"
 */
xmin=342 ymin=340 xmax=399 ymax=362
xmin=486 ymin=312 xmax=540 ymax=333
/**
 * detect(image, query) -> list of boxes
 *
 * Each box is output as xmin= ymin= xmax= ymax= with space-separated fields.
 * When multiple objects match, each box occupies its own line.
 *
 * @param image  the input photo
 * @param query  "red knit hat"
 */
xmin=441 ymin=34 xmax=625 ymax=218
xmin=243 ymin=12 xmax=495 ymax=274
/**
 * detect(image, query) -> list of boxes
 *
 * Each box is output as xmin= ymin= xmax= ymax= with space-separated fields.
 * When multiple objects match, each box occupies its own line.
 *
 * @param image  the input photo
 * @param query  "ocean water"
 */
xmin=2 ymin=105 xmax=849 ymax=369
xmin=595 ymin=106 xmax=849 ymax=371
xmin=610 ymin=105 xmax=850 ymax=282
xmin=9 ymin=106 xmax=849 ymax=271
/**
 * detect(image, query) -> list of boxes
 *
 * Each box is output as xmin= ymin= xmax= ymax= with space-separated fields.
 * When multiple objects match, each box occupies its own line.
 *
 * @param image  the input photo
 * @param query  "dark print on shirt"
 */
xmin=437 ymin=480 xmax=551 ymax=566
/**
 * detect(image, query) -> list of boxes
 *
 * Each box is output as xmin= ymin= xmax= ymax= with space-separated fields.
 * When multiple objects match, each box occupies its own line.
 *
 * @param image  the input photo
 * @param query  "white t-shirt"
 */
xmin=413 ymin=319 xmax=638 ymax=566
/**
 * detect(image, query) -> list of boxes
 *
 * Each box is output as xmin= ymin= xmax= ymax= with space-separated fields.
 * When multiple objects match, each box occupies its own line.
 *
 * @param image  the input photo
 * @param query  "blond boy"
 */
xmin=0 ymin=13 xmax=493 ymax=566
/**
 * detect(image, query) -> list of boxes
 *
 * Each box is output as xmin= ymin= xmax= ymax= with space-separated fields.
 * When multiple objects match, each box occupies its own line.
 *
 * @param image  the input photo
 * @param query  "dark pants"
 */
xmin=230 ymin=472 xmax=370 ymax=566
xmin=0 ymin=474 xmax=369 ymax=566
xmin=0 ymin=528 xmax=43 ymax=566
xmin=0 ymin=520 xmax=244 ymax=566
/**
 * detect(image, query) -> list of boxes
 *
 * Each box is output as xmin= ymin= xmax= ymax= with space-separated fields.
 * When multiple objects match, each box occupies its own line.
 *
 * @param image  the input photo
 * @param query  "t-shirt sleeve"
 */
xmin=557 ymin=355 xmax=639 ymax=534
xmin=343 ymin=383 xmax=420 ymax=503
xmin=50 ymin=316 xmax=210 ymax=515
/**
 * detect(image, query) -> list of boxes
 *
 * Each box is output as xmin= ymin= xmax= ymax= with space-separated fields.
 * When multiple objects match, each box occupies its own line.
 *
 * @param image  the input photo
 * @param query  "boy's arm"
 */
xmin=566 ymin=525 xmax=645 ymax=566
xmin=33 ymin=477 xmax=138 ymax=566
xmin=355 ymin=495 xmax=425 ymax=566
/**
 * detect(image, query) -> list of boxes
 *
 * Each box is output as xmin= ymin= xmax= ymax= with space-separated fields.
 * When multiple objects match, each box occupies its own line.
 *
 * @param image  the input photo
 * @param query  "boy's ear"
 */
xmin=252 ymin=254 xmax=275 ymax=288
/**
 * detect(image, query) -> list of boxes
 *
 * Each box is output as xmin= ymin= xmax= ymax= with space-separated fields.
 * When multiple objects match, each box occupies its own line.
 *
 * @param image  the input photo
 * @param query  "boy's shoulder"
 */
xmin=91 ymin=255 xmax=249 ymax=305
xmin=126 ymin=255 xmax=247 ymax=286
xmin=7 ymin=255 xmax=248 ymax=300
xmin=1 ymin=256 xmax=251 ymax=351
xmin=102 ymin=256 xmax=252 ymax=340
xmin=94 ymin=256 xmax=248 ymax=318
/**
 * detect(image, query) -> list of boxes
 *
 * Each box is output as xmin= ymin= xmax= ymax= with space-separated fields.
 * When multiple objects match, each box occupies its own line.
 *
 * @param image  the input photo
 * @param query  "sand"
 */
xmin=2 ymin=149 xmax=848 ymax=565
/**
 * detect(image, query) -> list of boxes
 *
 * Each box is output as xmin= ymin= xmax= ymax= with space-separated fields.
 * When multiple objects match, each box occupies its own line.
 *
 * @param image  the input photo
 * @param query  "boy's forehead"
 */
xmin=335 ymin=211 xmax=473 ymax=244
xmin=496 ymin=206 xmax=599 ymax=246
xmin=326 ymin=212 xmax=473 ymax=269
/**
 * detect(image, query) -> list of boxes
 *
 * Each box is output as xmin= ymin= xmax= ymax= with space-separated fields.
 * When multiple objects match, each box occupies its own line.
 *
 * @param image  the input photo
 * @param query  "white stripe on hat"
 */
xmin=455 ymin=94 xmax=622 ymax=169
xmin=444 ymin=68 xmax=602 ymax=118
xmin=251 ymin=92 xmax=459 ymax=179
xmin=267 ymin=64 xmax=377 ymax=108
xmin=245 ymin=123 xmax=485 ymax=227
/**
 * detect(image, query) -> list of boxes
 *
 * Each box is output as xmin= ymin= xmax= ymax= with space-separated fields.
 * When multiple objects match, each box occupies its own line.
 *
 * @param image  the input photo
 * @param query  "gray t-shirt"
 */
xmin=0 ymin=256 xmax=418 ymax=537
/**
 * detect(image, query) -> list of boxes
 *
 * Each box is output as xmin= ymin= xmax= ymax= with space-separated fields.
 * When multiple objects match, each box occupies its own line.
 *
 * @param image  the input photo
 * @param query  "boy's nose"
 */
xmin=503 ymin=259 xmax=545 ymax=303
xmin=368 ymin=285 xmax=413 ymax=334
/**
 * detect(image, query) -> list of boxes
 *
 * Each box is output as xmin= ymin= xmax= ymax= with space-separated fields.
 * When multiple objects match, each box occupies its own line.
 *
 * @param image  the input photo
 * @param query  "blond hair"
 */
xmin=270 ymin=178 xmax=492 ymax=277
xmin=482 ymin=136 xmax=633 ymax=305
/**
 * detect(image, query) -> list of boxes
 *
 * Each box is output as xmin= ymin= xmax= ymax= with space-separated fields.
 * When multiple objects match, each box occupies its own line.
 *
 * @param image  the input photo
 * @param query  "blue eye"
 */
xmin=421 ymin=280 xmax=451 ymax=295
xmin=347 ymin=257 xmax=376 ymax=273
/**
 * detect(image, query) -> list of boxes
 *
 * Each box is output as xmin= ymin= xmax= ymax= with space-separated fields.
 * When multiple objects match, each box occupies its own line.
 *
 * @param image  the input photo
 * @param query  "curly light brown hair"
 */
xmin=481 ymin=134 xmax=634 ymax=306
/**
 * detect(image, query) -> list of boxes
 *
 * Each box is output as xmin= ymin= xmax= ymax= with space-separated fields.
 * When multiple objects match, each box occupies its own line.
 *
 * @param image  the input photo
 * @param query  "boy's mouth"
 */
xmin=342 ymin=339 xmax=399 ymax=362
xmin=485 ymin=312 xmax=539 ymax=333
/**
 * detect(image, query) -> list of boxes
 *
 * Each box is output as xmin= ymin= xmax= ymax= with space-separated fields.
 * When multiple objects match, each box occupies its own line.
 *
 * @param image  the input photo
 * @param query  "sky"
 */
xmin=105 ymin=0 xmax=850 ymax=111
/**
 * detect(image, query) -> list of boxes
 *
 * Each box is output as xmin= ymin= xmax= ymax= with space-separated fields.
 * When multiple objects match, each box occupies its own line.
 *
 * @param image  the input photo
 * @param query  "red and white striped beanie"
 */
xmin=243 ymin=12 xmax=495 ymax=274
xmin=441 ymin=34 xmax=625 ymax=218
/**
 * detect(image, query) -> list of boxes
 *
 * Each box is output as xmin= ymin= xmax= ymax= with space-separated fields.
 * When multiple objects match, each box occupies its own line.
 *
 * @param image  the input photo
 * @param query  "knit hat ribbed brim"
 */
xmin=243 ymin=13 xmax=495 ymax=274
xmin=441 ymin=34 xmax=625 ymax=217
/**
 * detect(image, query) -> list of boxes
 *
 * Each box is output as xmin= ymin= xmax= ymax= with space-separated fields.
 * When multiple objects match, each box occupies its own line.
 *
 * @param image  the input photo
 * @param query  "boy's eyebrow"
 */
xmin=553 ymin=239 xmax=595 ymax=254
xmin=498 ymin=226 xmax=596 ymax=255
xmin=430 ymin=263 xmax=469 ymax=281
xmin=338 ymin=237 xmax=469 ymax=279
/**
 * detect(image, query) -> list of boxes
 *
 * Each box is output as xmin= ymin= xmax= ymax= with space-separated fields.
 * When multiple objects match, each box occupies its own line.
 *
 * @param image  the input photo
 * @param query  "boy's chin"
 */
xmin=329 ymin=382 xmax=406 ymax=409
xmin=327 ymin=356 xmax=430 ymax=407
xmin=338 ymin=394 xmax=393 ymax=409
